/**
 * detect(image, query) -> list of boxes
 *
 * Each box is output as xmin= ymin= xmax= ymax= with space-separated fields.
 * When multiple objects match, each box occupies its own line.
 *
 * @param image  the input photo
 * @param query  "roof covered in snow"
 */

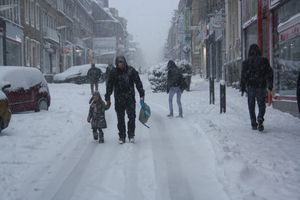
xmin=0 ymin=66 xmax=47 ymax=91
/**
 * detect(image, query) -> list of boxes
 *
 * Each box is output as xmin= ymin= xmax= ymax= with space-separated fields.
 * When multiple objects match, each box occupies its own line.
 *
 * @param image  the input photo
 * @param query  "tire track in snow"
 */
xmin=149 ymin=101 xmax=229 ymax=200
xmin=149 ymin=103 xmax=194 ymax=200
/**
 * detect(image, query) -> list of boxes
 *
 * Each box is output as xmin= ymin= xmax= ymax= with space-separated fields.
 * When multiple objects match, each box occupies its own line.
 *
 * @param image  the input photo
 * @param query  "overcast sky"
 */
xmin=109 ymin=0 xmax=179 ymax=67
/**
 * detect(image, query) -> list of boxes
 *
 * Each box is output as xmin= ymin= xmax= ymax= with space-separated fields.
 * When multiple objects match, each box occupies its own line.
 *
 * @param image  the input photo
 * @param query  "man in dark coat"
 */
xmin=167 ymin=60 xmax=184 ymax=118
xmin=241 ymin=44 xmax=273 ymax=132
xmin=105 ymin=55 xmax=145 ymax=144
xmin=87 ymin=63 xmax=102 ymax=94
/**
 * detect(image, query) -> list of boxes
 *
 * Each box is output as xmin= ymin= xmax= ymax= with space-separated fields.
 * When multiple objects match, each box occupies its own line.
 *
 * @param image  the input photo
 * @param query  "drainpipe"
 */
xmin=257 ymin=0 xmax=263 ymax=52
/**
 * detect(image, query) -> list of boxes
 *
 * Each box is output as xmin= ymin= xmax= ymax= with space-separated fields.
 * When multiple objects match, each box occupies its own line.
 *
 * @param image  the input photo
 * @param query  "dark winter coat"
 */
xmin=105 ymin=64 xmax=114 ymax=85
xmin=87 ymin=65 xmax=102 ymax=83
xmin=87 ymin=99 xmax=109 ymax=129
xmin=167 ymin=60 xmax=185 ymax=92
xmin=105 ymin=56 xmax=144 ymax=105
xmin=241 ymin=44 xmax=273 ymax=92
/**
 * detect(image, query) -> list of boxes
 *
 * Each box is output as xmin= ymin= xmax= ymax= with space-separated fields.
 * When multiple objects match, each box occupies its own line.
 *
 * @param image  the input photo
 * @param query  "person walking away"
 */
xmin=167 ymin=60 xmax=185 ymax=118
xmin=105 ymin=55 xmax=145 ymax=144
xmin=241 ymin=44 xmax=274 ymax=132
xmin=87 ymin=63 xmax=102 ymax=94
xmin=87 ymin=91 xmax=110 ymax=143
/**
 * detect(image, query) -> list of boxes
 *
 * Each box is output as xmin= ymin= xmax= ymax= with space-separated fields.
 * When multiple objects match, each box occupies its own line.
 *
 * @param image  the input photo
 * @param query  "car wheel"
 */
xmin=35 ymin=99 xmax=48 ymax=112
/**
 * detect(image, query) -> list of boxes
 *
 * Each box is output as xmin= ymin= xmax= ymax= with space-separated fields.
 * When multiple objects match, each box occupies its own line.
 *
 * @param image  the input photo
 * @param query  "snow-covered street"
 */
xmin=1 ymin=75 xmax=300 ymax=200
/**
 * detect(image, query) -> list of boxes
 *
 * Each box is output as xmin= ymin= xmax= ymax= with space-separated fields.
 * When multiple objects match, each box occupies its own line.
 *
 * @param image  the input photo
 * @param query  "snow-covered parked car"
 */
xmin=0 ymin=84 xmax=11 ymax=133
xmin=53 ymin=64 xmax=107 ymax=84
xmin=0 ymin=66 xmax=51 ymax=113
xmin=148 ymin=62 xmax=168 ymax=92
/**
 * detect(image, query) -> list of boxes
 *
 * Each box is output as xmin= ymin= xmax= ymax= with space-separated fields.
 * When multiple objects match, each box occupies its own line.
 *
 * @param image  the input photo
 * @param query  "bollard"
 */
xmin=220 ymin=80 xmax=226 ymax=113
xmin=209 ymin=77 xmax=215 ymax=104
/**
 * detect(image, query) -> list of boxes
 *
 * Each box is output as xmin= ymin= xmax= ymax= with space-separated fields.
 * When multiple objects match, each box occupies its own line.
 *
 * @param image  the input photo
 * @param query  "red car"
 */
xmin=0 ymin=66 xmax=51 ymax=113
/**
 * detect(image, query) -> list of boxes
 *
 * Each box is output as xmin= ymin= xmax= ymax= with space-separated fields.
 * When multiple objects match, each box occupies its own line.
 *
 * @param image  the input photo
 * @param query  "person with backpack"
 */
xmin=167 ymin=60 xmax=186 ymax=118
xmin=241 ymin=44 xmax=274 ymax=132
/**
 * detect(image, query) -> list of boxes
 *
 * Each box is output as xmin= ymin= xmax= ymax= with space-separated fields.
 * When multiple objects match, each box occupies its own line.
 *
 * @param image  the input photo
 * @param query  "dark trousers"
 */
xmin=247 ymin=87 xmax=266 ymax=126
xmin=115 ymin=101 xmax=136 ymax=139
xmin=93 ymin=128 xmax=103 ymax=137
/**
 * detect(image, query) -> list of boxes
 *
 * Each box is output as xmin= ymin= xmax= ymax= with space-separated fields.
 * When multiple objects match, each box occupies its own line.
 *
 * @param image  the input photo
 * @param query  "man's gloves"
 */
xmin=241 ymin=88 xmax=247 ymax=97
xmin=106 ymin=100 xmax=111 ymax=108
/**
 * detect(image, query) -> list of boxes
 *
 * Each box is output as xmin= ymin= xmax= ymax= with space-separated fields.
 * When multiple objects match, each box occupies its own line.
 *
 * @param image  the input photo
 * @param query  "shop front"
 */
xmin=0 ymin=19 xmax=23 ymax=66
xmin=271 ymin=0 xmax=300 ymax=116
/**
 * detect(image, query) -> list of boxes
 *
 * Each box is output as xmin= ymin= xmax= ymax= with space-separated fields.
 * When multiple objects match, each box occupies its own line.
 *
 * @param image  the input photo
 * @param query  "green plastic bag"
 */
xmin=139 ymin=102 xmax=151 ymax=128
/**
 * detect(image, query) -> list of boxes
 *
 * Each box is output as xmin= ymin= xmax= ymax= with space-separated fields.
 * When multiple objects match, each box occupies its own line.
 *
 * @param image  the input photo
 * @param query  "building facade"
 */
xmin=0 ymin=0 xmax=23 ymax=66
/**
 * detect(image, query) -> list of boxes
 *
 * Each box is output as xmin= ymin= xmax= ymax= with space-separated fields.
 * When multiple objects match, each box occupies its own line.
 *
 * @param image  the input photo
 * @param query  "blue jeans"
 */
xmin=247 ymin=87 xmax=266 ymax=126
xmin=169 ymin=87 xmax=182 ymax=115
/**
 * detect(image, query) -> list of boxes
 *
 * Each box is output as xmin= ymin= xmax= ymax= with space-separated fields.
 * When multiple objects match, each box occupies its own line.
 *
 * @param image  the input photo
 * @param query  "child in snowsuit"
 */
xmin=87 ymin=91 xmax=110 ymax=143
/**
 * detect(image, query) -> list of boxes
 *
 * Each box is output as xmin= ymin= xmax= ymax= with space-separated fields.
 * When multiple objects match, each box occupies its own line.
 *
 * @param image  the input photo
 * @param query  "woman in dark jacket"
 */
xmin=167 ymin=60 xmax=184 ymax=118
xmin=241 ymin=44 xmax=273 ymax=132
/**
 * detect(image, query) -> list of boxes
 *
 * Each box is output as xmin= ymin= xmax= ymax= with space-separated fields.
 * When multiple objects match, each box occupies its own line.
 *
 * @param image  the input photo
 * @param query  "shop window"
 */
xmin=25 ymin=37 xmax=31 ymax=66
xmin=30 ymin=0 xmax=34 ymax=27
xmin=277 ymin=36 xmax=300 ymax=96
xmin=278 ymin=0 xmax=300 ymax=24
xmin=35 ymin=3 xmax=39 ymax=30
xmin=25 ymin=0 xmax=29 ymax=24
xmin=6 ymin=39 xmax=21 ymax=66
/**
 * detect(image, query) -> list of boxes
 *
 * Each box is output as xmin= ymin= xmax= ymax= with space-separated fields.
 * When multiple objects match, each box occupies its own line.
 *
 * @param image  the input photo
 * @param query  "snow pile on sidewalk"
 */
xmin=182 ymin=76 xmax=300 ymax=200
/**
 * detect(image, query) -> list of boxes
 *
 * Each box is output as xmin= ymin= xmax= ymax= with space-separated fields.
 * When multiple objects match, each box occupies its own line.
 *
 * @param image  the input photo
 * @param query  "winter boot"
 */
xmin=258 ymin=124 xmax=264 ymax=132
xmin=251 ymin=121 xmax=258 ymax=130
xmin=119 ymin=137 xmax=125 ymax=144
xmin=258 ymin=120 xmax=264 ymax=132
xmin=167 ymin=113 xmax=173 ymax=117
xmin=93 ymin=131 xmax=98 ymax=140
xmin=129 ymin=137 xmax=135 ymax=143
xmin=176 ymin=114 xmax=183 ymax=118
xmin=99 ymin=131 xmax=104 ymax=143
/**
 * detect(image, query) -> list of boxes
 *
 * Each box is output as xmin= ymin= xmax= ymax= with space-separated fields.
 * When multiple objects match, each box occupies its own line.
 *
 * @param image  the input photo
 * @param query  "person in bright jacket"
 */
xmin=240 ymin=44 xmax=273 ymax=132
xmin=105 ymin=55 xmax=145 ymax=144
xmin=87 ymin=91 xmax=110 ymax=143
xmin=87 ymin=63 xmax=102 ymax=94
xmin=167 ymin=60 xmax=185 ymax=118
